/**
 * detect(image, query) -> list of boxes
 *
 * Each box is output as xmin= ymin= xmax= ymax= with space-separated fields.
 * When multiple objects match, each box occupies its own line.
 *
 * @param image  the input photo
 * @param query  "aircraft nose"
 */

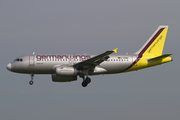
xmin=6 ymin=63 xmax=12 ymax=71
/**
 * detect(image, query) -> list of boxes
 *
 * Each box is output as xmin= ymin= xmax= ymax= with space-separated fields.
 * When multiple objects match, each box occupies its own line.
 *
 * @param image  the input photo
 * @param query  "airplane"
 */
xmin=6 ymin=25 xmax=172 ymax=87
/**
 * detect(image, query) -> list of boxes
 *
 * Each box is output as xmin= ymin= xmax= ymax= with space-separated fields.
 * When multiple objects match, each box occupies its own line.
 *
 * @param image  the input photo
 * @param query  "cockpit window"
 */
xmin=13 ymin=58 xmax=23 ymax=62
xmin=13 ymin=59 xmax=18 ymax=62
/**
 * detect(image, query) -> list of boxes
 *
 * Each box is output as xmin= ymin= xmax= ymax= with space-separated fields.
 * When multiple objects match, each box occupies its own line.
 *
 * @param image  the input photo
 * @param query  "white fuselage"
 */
xmin=8 ymin=54 xmax=135 ymax=75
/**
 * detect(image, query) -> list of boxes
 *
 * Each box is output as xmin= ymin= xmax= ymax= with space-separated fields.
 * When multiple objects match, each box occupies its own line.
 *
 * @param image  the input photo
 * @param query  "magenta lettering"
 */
xmin=36 ymin=54 xmax=91 ymax=61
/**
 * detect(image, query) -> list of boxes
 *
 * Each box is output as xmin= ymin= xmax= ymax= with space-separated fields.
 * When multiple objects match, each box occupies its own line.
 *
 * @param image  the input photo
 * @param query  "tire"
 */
xmin=82 ymin=81 xmax=87 ymax=87
xmin=29 ymin=81 xmax=33 ymax=85
xmin=86 ymin=77 xmax=91 ymax=84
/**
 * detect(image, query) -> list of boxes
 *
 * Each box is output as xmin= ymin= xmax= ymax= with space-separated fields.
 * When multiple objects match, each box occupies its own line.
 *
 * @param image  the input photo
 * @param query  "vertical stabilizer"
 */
xmin=135 ymin=26 xmax=168 ymax=57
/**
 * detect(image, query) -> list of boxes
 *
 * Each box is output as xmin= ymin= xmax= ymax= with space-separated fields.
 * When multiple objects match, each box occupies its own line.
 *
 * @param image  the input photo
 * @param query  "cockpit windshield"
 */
xmin=13 ymin=58 xmax=23 ymax=62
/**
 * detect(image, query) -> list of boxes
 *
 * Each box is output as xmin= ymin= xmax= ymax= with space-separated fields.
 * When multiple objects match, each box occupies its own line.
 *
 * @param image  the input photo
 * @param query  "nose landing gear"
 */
xmin=29 ymin=74 xmax=34 ymax=85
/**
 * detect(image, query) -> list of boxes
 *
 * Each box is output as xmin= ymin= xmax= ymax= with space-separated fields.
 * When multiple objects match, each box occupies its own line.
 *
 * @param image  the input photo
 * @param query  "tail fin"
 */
xmin=135 ymin=26 xmax=168 ymax=57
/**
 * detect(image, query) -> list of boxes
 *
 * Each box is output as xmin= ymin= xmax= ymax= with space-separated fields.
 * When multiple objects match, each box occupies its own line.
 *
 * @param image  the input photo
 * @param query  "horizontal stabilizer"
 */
xmin=148 ymin=54 xmax=172 ymax=63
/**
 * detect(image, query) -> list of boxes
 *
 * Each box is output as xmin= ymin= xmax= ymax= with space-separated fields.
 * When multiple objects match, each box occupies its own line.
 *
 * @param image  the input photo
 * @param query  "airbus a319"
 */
xmin=6 ymin=26 xmax=172 ymax=87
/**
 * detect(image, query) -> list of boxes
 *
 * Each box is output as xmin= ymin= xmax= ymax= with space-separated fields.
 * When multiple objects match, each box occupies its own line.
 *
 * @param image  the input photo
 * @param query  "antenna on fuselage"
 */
xmin=32 ymin=52 xmax=35 ymax=55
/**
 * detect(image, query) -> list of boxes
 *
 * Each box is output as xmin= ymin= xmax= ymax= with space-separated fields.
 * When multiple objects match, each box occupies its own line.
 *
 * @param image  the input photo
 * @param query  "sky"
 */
xmin=0 ymin=0 xmax=180 ymax=120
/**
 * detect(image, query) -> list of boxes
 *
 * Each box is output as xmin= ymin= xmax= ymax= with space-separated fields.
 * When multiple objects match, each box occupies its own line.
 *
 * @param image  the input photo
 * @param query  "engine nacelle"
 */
xmin=52 ymin=74 xmax=77 ymax=82
xmin=55 ymin=66 xmax=77 ymax=76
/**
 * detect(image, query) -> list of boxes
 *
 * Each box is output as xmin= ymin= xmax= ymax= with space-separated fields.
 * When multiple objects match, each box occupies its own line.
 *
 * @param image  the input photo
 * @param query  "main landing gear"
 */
xmin=80 ymin=69 xmax=92 ymax=87
xmin=82 ymin=77 xmax=91 ymax=87
xmin=29 ymin=74 xmax=34 ymax=85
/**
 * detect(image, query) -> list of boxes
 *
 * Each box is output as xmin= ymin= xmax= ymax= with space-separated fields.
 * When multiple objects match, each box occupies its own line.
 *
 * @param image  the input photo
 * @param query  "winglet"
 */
xmin=113 ymin=48 xmax=118 ymax=53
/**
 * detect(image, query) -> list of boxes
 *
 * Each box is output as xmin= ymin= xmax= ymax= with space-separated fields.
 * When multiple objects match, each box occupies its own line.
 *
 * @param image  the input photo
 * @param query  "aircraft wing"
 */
xmin=74 ymin=48 xmax=118 ymax=70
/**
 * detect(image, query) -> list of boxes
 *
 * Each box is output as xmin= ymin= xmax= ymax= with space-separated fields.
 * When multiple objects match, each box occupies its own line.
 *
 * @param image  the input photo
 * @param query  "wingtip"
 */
xmin=113 ymin=48 xmax=118 ymax=53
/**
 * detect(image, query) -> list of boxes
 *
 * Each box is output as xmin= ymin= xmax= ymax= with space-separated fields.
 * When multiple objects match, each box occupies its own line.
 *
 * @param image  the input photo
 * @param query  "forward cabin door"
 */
xmin=29 ymin=55 xmax=35 ymax=66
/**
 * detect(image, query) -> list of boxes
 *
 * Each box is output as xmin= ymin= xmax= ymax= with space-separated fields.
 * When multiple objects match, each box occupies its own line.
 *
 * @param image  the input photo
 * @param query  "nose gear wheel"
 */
xmin=29 ymin=80 xmax=33 ymax=85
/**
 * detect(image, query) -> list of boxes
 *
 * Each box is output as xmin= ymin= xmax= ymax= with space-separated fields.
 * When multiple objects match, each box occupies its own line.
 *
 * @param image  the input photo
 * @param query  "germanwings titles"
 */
xmin=6 ymin=26 xmax=172 ymax=87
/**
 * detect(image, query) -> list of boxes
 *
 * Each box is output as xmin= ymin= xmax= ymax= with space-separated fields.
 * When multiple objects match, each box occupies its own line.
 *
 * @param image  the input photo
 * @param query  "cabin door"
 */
xmin=29 ymin=55 xmax=35 ymax=66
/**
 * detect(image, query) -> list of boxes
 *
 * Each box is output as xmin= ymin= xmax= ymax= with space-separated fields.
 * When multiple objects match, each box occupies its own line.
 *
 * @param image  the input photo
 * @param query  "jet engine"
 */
xmin=55 ymin=66 xmax=78 ymax=76
xmin=52 ymin=66 xmax=78 ymax=82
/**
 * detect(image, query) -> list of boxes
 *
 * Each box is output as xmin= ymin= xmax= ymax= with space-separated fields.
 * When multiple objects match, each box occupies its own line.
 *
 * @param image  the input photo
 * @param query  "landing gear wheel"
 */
xmin=29 ymin=81 xmax=33 ymax=85
xmin=86 ymin=77 xmax=91 ymax=84
xmin=81 ymin=77 xmax=91 ymax=87
xmin=82 ymin=81 xmax=88 ymax=87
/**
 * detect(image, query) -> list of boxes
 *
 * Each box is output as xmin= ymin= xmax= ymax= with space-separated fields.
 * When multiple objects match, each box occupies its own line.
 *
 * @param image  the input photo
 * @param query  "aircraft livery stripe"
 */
xmin=138 ymin=28 xmax=164 ymax=58
xmin=123 ymin=28 xmax=165 ymax=71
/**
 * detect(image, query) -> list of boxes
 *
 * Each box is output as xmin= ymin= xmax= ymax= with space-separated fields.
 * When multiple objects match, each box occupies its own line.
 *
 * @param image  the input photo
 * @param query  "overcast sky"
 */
xmin=0 ymin=0 xmax=180 ymax=120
